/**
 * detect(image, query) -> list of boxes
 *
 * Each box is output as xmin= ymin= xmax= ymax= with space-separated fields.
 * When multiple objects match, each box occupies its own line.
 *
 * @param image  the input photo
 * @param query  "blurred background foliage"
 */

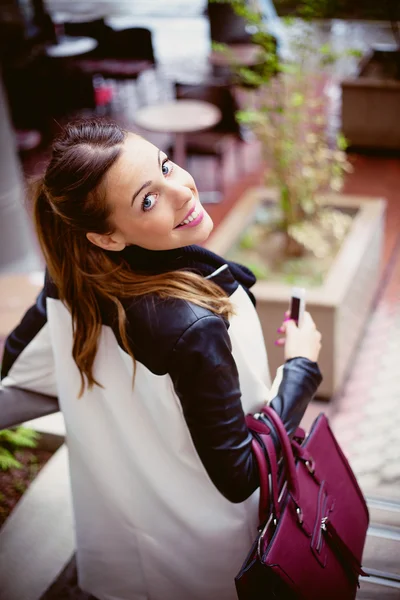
xmin=274 ymin=0 xmax=400 ymax=21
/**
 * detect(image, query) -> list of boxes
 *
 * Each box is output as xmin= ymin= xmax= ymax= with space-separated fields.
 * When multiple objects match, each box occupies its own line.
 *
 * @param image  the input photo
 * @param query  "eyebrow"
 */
xmin=131 ymin=149 xmax=162 ymax=206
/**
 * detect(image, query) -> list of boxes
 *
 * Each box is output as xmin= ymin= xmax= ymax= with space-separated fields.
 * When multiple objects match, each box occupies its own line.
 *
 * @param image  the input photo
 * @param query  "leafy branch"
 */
xmin=0 ymin=427 xmax=40 ymax=471
xmin=210 ymin=0 xmax=354 ymax=257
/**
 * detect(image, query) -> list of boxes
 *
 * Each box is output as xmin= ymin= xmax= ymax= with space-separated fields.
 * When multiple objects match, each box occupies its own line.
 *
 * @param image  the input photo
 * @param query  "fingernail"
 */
xmin=284 ymin=317 xmax=291 ymax=322
xmin=274 ymin=340 xmax=280 ymax=346
xmin=277 ymin=327 xmax=283 ymax=333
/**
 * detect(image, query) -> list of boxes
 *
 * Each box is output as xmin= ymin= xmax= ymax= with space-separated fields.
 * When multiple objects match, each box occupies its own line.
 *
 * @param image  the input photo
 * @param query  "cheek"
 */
xmin=143 ymin=215 xmax=173 ymax=235
xmin=123 ymin=205 xmax=175 ymax=238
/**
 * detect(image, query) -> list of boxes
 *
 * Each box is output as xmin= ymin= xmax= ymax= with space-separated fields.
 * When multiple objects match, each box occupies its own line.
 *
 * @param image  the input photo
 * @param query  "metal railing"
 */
xmin=0 ymin=386 xmax=59 ymax=430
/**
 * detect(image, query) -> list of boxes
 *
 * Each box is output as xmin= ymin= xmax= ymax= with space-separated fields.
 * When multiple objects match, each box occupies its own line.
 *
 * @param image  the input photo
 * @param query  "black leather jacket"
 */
xmin=1 ymin=245 xmax=322 ymax=504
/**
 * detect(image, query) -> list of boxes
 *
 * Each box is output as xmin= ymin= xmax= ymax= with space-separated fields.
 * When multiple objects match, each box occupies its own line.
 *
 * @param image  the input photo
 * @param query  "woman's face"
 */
xmin=94 ymin=133 xmax=214 ymax=251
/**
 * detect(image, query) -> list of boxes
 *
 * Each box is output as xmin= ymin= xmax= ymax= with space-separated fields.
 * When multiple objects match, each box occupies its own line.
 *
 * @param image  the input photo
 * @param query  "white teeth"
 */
xmin=178 ymin=209 xmax=199 ymax=227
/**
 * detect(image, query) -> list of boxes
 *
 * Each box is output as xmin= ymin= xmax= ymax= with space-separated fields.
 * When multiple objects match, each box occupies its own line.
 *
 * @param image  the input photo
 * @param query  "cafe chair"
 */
xmin=206 ymin=0 xmax=278 ymax=84
xmin=207 ymin=0 xmax=253 ymax=45
xmin=173 ymin=82 xmax=247 ymax=195
xmin=63 ymin=17 xmax=109 ymax=45
xmin=73 ymin=26 xmax=156 ymax=81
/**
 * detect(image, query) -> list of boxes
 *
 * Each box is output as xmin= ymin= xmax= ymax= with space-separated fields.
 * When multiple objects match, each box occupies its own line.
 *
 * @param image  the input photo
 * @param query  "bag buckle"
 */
xmin=305 ymin=458 xmax=315 ymax=474
xmin=296 ymin=506 xmax=303 ymax=525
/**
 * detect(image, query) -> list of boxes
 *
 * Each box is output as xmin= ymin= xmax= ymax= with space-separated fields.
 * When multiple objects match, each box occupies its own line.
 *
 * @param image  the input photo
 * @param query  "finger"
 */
xmin=284 ymin=319 xmax=297 ymax=332
xmin=302 ymin=311 xmax=316 ymax=329
xmin=277 ymin=322 xmax=287 ymax=334
xmin=274 ymin=337 xmax=285 ymax=346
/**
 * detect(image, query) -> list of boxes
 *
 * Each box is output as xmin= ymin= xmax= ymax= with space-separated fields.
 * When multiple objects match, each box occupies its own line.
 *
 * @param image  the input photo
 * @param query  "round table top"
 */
xmin=46 ymin=36 xmax=98 ymax=57
xmin=209 ymin=43 xmax=263 ymax=67
xmin=52 ymin=12 xmax=104 ymax=24
xmin=106 ymin=16 xmax=141 ymax=31
xmin=134 ymin=99 xmax=222 ymax=134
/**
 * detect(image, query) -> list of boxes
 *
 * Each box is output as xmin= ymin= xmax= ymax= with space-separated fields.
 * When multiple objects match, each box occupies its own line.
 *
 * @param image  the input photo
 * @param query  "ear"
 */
xmin=86 ymin=231 xmax=126 ymax=252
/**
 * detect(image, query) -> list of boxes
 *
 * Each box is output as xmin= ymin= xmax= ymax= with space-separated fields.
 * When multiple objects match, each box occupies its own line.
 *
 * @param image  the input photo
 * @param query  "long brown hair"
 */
xmin=33 ymin=119 xmax=233 ymax=396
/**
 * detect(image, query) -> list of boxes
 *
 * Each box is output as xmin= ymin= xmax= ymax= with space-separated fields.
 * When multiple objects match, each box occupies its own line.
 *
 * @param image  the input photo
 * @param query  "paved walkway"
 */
xmin=332 ymin=236 xmax=400 ymax=502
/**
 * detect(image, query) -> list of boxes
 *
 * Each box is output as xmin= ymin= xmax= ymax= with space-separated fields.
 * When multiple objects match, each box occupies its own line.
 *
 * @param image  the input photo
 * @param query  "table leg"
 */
xmin=174 ymin=132 xmax=186 ymax=169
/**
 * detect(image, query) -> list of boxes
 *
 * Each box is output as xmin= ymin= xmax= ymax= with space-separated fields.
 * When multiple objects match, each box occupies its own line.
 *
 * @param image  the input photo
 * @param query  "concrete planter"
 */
xmin=205 ymin=187 xmax=386 ymax=399
xmin=341 ymin=46 xmax=400 ymax=150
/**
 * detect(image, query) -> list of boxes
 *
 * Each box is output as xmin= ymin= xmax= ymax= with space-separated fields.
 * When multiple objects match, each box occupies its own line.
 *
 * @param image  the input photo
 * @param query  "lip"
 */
xmin=175 ymin=203 xmax=204 ymax=229
xmin=177 ymin=204 xmax=196 ymax=226
xmin=178 ymin=208 xmax=204 ymax=229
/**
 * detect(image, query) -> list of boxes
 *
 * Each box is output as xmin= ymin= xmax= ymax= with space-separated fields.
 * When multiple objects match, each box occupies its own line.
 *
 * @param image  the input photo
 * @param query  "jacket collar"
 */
xmin=118 ymin=244 xmax=255 ymax=290
xmin=205 ymin=263 xmax=239 ymax=297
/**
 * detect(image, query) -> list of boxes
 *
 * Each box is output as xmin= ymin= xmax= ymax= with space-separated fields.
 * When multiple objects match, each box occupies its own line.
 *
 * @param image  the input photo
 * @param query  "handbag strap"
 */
xmin=249 ymin=437 xmax=270 ymax=524
xmin=261 ymin=406 xmax=300 ymax=505
xmin=262 ymin=431 xmax=281 ymax=520
xmin=246 ymin=415 xmax=270 ymax=524
xmin=246 ymin=415 xmax=281 ymax=523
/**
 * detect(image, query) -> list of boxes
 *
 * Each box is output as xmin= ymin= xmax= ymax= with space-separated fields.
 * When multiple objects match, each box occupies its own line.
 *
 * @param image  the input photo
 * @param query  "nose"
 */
xmin=166 ymin=180 xmax=193 ymax=209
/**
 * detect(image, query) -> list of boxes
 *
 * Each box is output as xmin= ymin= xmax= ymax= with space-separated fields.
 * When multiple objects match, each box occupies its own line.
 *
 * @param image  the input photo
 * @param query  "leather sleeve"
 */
xmin=269 ymin=357 xmax=323 ymax=439
xmin=168 ymin=316 xmax=322 ymax=503
xmin=169 ymin=315 xmax=259 ymax=503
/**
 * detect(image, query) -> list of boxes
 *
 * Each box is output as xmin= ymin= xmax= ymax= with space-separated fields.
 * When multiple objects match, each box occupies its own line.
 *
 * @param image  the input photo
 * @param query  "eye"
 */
xmin=141 ymin=193 xmax=157 ymax=212
xmin=162 ymin=158 xmax=173 ymax=176
xmin=140 ymin=158 xmax=172 ymax=212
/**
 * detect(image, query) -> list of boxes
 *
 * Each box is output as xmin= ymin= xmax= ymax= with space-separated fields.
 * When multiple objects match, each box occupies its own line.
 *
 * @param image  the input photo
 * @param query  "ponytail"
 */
xmin=31 ymin=120 xmax=233 ymax=397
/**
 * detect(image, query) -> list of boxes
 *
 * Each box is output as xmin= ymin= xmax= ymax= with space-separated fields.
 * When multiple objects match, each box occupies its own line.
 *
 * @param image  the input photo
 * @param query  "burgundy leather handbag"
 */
xmin=235 ymin=406 xmax=369 ymax=600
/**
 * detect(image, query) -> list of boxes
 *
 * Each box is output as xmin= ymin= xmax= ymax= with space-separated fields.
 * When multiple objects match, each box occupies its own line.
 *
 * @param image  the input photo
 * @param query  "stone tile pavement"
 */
xmin=331 ymin=235 xmax=400 ymax=501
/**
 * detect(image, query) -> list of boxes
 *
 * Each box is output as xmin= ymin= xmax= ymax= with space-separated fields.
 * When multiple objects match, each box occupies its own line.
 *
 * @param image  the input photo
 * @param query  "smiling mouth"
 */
xmin=175 ymin=207 xmax=201 ymax=228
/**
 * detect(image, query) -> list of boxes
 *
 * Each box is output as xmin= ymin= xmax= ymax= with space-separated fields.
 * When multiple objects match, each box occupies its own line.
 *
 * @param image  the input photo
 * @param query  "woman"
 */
xmin=1 ymin=119 xmax=322 ymax=600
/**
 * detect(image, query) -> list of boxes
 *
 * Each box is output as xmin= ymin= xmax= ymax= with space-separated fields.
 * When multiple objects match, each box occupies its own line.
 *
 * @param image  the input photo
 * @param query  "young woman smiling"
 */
xmin=1 ymin=119 xmax=322 ymax=600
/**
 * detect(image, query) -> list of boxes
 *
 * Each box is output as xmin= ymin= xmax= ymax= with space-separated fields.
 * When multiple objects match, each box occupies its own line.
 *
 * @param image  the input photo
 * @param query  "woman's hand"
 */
xmin=276 ymin=311 xmax=322 ymax=363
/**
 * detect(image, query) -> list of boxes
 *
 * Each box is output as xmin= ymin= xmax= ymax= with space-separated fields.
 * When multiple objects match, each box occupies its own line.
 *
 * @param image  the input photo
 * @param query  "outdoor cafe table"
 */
xmin=45 ymin=36 xmax=98 ymax=58
xmin=133 ymin=99 xmax=222 ymax=170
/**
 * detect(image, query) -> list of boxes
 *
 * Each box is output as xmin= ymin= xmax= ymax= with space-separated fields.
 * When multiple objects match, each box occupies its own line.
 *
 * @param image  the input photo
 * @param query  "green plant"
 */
xmin=0 ymin=427 xmax=40 ymax=471
xmin=210 ymin=0 xmax=354 ymax=257
xmin=274 ymin=0 xmax=398 ymax=22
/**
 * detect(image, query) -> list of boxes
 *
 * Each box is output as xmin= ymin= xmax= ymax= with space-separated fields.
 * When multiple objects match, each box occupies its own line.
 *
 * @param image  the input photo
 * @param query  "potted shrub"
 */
xmin=206 ymin=0 xmax=385 ymax=398
xmin=341 ymin=0 xmax=400 ymax=149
